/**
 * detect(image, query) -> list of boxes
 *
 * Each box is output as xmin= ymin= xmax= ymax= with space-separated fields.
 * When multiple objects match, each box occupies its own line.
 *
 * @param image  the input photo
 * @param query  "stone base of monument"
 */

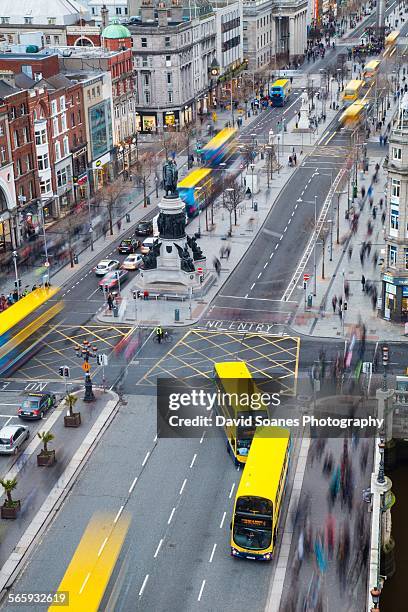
xmin=134 ymin=267 xmax=215 ymax=299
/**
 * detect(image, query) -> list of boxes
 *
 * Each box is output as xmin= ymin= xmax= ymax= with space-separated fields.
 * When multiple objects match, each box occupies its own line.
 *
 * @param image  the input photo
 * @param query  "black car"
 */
xmin=18 ymin=392 xmax=57 ymax=420
xmin=118 ymin=238 xmax=140 ymax=254
xmin=135 ymin=220 xmax=153 ymax=236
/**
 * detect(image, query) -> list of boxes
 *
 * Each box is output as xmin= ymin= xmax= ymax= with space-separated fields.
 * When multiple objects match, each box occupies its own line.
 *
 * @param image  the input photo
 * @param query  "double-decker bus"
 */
xmin=342 ymin=79 xmax=365 ymax=106
xmin=385 ymin=30 xmax=400 ymax=49
xmin=339 ymin=99 xmax=370 ymax=129
xmin=177 ymin=168 xmax=213 ymax=218
xmin=0 ymin=286 xmax=63 ymax=376
xmin=230 ymin=426 xmax=291 ymax=561
xmin=213 ymin=361 xmax=271 ymax=465
xmin=201 ymin=127 xmax=237 ymax=167
xmin=269 ymin=79 xmax=292 ymax=107
xmin=363 ymin=59 xmax=381 ymax=82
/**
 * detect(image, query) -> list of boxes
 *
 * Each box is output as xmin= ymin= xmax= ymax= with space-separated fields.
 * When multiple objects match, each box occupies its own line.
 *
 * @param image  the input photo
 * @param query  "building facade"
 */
xmin=130 ymin=1 xmax=216 ymax=132
xmin=0 ymin=100 xmax=17 ymax=252
xmin=88 ymin=0 xmax=129 ymax=24
xmin=381 ymin=98 xmax=408 ymax=323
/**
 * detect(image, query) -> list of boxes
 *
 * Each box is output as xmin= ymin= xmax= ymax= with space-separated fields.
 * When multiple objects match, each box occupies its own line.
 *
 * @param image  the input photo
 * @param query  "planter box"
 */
xmin=64 ymin=412 xmax=81 ymax=428
xmin=1 ymin=500 xmax=21 ymax=519
xmin=37 ymin=449 xmax=56 ymax=467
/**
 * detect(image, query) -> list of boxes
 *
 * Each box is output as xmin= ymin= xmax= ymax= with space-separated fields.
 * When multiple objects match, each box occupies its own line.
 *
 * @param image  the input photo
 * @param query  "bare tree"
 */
xmin=223 ymin=180 xmax=244 ymax=233
xmin=134 ymin=152 xmax=155 ymax=208
xmin=94 ymin=181 xmax=128 ymax=236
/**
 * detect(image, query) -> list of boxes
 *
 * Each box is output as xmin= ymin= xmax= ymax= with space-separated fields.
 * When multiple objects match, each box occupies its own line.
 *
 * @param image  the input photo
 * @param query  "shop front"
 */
xmin=136 ymin=111 xmax=158 ymax=134
xmin=382 ymin=273 xmax=408 ymax=323
xmin=92 ymin=152 xmax=111 ymax=191
xmin=163 ymin=110 xmax=180 ymax=131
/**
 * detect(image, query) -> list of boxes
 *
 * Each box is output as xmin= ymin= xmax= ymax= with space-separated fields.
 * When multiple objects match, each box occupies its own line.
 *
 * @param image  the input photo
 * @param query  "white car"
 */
xmin=0 ymin=425 xmax=29 ymax=455
xmin=94 ymin=259 xmax=120 ymax=276
xmin=122 ymin=254 xmax=144 ymax=271
xmin=140 ymin=237 xmax=158 ymax=254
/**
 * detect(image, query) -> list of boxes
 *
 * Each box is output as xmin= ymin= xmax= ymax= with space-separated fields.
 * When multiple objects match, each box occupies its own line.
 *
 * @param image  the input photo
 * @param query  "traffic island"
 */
xmin=63 ymin=393 xmax=82 ymax=428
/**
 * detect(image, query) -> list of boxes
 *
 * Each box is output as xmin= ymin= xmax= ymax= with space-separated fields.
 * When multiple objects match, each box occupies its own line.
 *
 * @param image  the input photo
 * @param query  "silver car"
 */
xmin=0 ymin=425 xmax=30 ymax=455
xmin=94 ymin=259 xmax=120 ymax=276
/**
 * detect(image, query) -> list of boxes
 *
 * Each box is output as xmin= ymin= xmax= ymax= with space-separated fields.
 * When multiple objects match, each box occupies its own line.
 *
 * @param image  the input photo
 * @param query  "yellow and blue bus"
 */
xmin=342 ymin=79 xmax=365 ymax=106
xmin=0 ymin=286 xmax=63 ymax=375
xmin=269 ymin=79 xmax=292 ymax=107
xmin=230 ymin=426 xmax=291 ymax=561
xmin=177 ymin=167 xmax=213 ymax=218
xmin=201 ymin=127 xmax=237 ymax=167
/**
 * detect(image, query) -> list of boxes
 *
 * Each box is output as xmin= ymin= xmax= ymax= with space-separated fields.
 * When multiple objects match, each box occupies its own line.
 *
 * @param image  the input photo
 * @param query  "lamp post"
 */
xmin=336 ymin=190 xmax=347 ymax=244
xmin=12 ymin=250 xmax=20 ymax=299
xmin=195 ymin=186 xmax=202 ymax=237
xmin=37 ymin=200 xmax=50 ymax=283
xmin=74 ymin=340 xmax=97 ymax=402
xmin=86 ymin=168 xmax=94 ymax=251
xmin=250 ymin=163 xmax=255 ymax=209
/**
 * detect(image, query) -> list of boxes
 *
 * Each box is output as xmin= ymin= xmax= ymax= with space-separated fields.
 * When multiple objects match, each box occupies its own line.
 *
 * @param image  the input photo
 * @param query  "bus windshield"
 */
xmin=233 ymin=515 xmax=272 ymax=551
xmin=236 ymin=496 xmax=273 ymax=515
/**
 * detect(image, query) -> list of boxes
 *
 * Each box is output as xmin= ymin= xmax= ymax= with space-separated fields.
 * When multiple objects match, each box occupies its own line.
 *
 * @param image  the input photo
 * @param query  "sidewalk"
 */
xmin=0 ymin=388 xmax=119 ymax=591
xmin=96 ymin=102 xmax=342 ymax=327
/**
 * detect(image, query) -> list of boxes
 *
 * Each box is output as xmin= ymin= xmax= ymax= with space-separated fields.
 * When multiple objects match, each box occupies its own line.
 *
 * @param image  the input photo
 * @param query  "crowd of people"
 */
xmin=0 ymin=283 xmax=48 ymax=313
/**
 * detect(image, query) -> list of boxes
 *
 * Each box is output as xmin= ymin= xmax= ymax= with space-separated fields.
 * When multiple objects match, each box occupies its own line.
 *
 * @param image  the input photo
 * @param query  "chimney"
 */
xmin=141 ymin=0 xmax=154 ymax=23
xmin=170 ymin=0 xmax=183 ymax=24
xmin=158 ymin=2 xmax=168 ymax=27
xmin=101 ymin=4 xmax=109 ymax=30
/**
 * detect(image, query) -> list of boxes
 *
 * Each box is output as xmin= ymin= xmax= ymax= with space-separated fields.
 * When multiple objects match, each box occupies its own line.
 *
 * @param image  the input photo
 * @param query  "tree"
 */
xmin=134 ymin=152 xmax=155 ymax=207
xmin=38 ymin=431 xmax=55 ymax=454
xmin=94 ymin=181 xmax=127 ymax=236
xmin=223 ymin=180 xmax=244 ymax=233
xmin=65 ymin=393 xmax=78 ymax=418
xmin=0 ymin=478 xmax=17 ymax=507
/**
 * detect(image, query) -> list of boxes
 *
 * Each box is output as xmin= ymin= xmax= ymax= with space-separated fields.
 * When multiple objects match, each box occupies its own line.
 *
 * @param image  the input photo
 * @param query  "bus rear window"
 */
xmin=236 ymin=496 xmax=272 ymax=515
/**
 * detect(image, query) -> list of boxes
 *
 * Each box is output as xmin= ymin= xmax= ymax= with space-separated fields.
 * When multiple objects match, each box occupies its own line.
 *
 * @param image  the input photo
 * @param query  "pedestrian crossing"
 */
xmin=310 ymin=145 xmax=350 ymax=158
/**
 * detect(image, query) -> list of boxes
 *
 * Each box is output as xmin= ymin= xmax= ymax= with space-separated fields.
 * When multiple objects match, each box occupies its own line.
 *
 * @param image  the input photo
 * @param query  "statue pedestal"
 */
xmin=292 ymin=92 xmax=312 ymax=133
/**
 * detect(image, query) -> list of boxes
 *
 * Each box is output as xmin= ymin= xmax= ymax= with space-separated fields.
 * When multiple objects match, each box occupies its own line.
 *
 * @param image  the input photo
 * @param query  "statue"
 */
xmin=162 ymin=159 xmax=178 ymax=196
xmin=158 ymin=211 xmax=186 ymax=239
xmin=174 ymin=242 xmax=195 ymax=273
xmin=301 ymin=89 xmax=308 ymax=108
xmin=187 ymin=235 xmax=204 ymax=260
xmin=142 ymin=240 xmax=161 ymax=269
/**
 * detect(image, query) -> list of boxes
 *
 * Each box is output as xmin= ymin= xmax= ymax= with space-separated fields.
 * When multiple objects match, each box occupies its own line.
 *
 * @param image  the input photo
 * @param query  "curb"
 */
xmin=0 ymin=389 xmax=120 ymax=597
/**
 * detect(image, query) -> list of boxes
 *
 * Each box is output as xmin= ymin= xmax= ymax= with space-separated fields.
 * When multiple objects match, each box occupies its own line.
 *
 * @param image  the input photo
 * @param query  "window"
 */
xmin=17 ymin=159 xmax=23 ymax=176
xmin=55 ymin=141 xmax=61 ymax=161
xmin=35 ymin=128 xmax=47 ymax=145
xmin=166 ymin=55 xmax=171 ymax=67
xmin=24 ymin=17 xmax=33 ymax=24
xmin=37 ymin=153 xmax=49 ymax=170
xmin=392 ymin=179 xmax=401 ymax=198
xmin=9 ymin=107 xmax=16 ymax=120
xmin=0 ymin=123 xmax=3 ymax=136
xmin=61 ymin=114 xmax=67 ymax=132
xmin=167 ymin=72 xmax=172 ymax=85
xmin=165 ymin=36 xmax=170 ymax=47
xmin=63 ymin=136 xmax=69 ymax=156
xmin=144 ymin=91 xmax=150 ymax=104
xmin=48 ymin=17 xmax=56 ymax=25
xmin=53 ymin=36 xmax=60 ymax=45
xmin=389 ymin=245 xmax=398 ymax=267
xmin=26 ymin=154 xmax=32 ymax=171
xmin=13 ymin=131 xmax=19 ymax=148
xmin=53 ymin=117 xmax=59 ymax=136
xmin=57 ymin=167 xmax=68 ymax=188
xmin=168 ymin=91 xmax=173 ymax=103
xmin=391 ymin=207 xmax=399 ymax=230
xmin=40 ymin=178 xmax=52 ymax=194
xmin=96 ymin=86 xmax=101 ymax=97
xmin=20 ymin=103 xmax=26 ymax=115
xmin=71 ymin=112 xmax=75 ymax=127
xmin=23 ymin=126 xmax=29 ymax=143
xmin=0 ymin=146 xmax=6 ymax=163
xmin=51 ymin=100 xmax=57 ymax=116
xmin=124 ymin=7 xmax=128 ymax=13
xmin=142 ymin=57 xmax=148 ymax=68
xmin=1 ymin=17 xmax=10 ymax=24
xmin=60 ymin=96 xmax=66 ymax=111
xmin=116 ymin=7 xmax=122 ymax=14
xmin=141 ymin=37 xmax=147 ymax=48
xmin=392 ymin=147 xmax=402 ymax=160
xmin=143 ymin=74 xmax=149 ymax=86
xmin=45 ymin=36 xmax=51 ymax=45
xmin=91 ymin=7 xmax=96 ymax=15
xmin=29 ymin=181 xmax=34 ymax=200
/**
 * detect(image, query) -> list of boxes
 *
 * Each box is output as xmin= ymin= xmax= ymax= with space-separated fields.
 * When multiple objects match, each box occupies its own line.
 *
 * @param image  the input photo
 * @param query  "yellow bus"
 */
xmin=213 ymin=361 xmax=270 ymax=465
xmin=363 ymin=59 xmax=381 ymax=81
xmin=385 ymin=30 xmax=400 ymax=48
xmin=230 ymin=427 xmax=291 ymax=561
xmin=201 ymin=127 xmax=237 ymax=167
xmin=339 ymin=99 xmax=369 ymax=129
xmin=342 ymin=80 xmax=365 ymax=105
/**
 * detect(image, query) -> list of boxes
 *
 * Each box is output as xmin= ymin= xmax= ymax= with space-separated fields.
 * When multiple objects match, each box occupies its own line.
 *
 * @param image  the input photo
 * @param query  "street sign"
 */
xmin=97 ymin=354 xmax=108 ymax=366
xmin=197 ymin=267 xmax=203 ymax=275
xmin=362 ymin=362 xmax=373 ymax=375
xmin=82 ymin=362 xmax=91 ymax=373
xmin=303 ymin=273 xmax=310 ymax=282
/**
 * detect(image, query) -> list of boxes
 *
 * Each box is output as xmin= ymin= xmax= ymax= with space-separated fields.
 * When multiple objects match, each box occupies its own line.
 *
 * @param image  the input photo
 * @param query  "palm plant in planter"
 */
xmin=64 ymin=393 xmax=81 ymax=428
xmin=0 ymin=478 xmax=20 ymax=519
xmin=37 ymin=431 xmax=56 ymax=466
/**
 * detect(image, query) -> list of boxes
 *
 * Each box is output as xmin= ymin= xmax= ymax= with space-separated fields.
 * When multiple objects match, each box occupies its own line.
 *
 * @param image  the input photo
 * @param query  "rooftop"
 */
xmin=101 ymin=20 xmax=131 ymax=39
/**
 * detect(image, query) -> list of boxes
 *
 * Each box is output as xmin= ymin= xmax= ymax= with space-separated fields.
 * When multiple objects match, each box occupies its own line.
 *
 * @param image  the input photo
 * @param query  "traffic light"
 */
xmin=14 ymin=279 xmax=22 ymax=288
xmin=97 ymin=354 xmax=103 ymax=366
xmin=73 ymin=176 xmax=78 ymax=186
xmin=59 ymin=366 xmax=64 ymax=377
xmin=58 ymin=366 xmax=70 ymax=377
xmin=343 ymin=302 xmax=348 ymax=311
xmin=382 ymin=345 xmax=389 ymax=367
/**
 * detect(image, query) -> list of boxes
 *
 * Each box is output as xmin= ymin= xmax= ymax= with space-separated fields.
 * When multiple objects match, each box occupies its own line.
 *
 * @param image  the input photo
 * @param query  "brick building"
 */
xmin=0 ymin=98 xmax=17 ymax=252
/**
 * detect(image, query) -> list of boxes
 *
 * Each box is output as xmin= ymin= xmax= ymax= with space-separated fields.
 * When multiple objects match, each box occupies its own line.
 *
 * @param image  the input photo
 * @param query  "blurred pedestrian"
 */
xmin=344 ymin=281 xmax=350 ymax=300
xmin=348 ymin=245 xmax=353 ymax=260
xmin=325 ymin=514 xmax=336 ymax=559
xmin=117 ymin=219 xmax=122 ymax=232
xmin=332 ymin=295 xmax=337 ymax=313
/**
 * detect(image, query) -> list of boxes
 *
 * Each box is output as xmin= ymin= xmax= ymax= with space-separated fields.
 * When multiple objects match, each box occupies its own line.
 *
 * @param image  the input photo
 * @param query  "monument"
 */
xmin=293 ymin=90 xmax=312 ymax=133
xmin=135 ymin=159 xmax=212 ymax=297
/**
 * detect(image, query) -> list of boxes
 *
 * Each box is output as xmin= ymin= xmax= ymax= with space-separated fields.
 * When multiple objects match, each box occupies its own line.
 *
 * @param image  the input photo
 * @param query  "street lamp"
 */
xmin=12 ymin=250 xmax=20 ymax=299
xmin=335 ymin=190 xmax=347 ymax=244
xmin=74 ymin=339 xmax=98 ymax=402
xmin=249 ymin=163 xmax=255 ymax=210
xmin=195 ymin=186 xmax=202 ymax=237
xmin=37 ymin=200 xmax=50 ymax=283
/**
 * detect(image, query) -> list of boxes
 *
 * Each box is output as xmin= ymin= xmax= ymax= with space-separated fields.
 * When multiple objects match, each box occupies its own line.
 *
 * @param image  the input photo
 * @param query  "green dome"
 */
xmin=102 ymin=21 xmax=131 ymax=39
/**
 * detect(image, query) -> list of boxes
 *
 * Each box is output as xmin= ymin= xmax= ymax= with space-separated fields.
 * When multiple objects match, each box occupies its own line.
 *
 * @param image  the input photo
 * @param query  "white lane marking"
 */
xmin=142 ymin=451 xmax=150 ymax=467
xmin=153 ymin=434 xmax=157 ymax=442
xmin=220 ymin=511 xmax=226 ymax=529
xmin=229 ymin=482 xmax=235 ymax=499
xmin=250 ymin=283 xmax=255 ymax=290
xmin=200 ymin=431 xmax=206 ymax=444
xmin=269 ymin=253 xmax=274 ymax=259
xmin=279 ymin=235 xmax=283 ymax=241
xmin=209 ymin=543 xmax=217 ymax=563
xmin=154 ymin=538 xmax=163 ymax=558
xmin=66 ymin=289 xmax=71 ymax=293
xmin=87 ymin=287 xmax=100 ymax=300
xmin=291 ymin=211 xmax=295 ymax=216
xmin=128 ymin=476 xmax=138 ymax=494
xmin=274 ymin=244 xmax=279 ymax=250
xmin=190 ymin=453 xmax=197 ymax=468
xmin=179 ymin=478 xmax=187 ymax=495
xmin=197 ymin=580 xmax=206 ymax=602
xmin=168 ymin=507 xmax=176 ymax=525
xmin=244 ymin=293 xmax=248 ymax=298
xmin=98 ymin=537 xmax=108 ymax=557
xmin=114 ymin=505 xmax=124 ymax=524
xmin=0 ymin=403 xmax=20 ymax=406
xmin=79 ymin=572 xmax=91 ymax=595
xmin=288 ymin=218 xmax=292 ymax=225
xmin=139 ymin=574 xmax=149 ymax=597
xmin=263 ymin=262 xmax=268 ymax=269
xmin=283 ymin=226 xmax=287 ymax=233
xmin=257 ymin=272 xmax=262 ymax=279
xmin=80 ymin=277 xmax=84 ymax=281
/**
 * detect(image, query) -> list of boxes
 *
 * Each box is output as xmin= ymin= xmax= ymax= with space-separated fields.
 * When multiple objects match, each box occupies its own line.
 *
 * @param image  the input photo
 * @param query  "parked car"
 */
xmin=0 ymin=425 xmax=29 ymax=455
xmin=135 ymin=220 xmax=153 ymax=236
xmin=122 ymin=254 xmax=144 ymax=271
xmin=118 ymin=238 xmax=141 ymax=254
xmin=18 ymin=392 xmax=56 ymax=420
xmin=99 ymin=269 xmax=129 ymax=291
xmin=140 ymin=237 xmax=158 ymax=254
xmin=94 ymin=259 xmax=120 ymax=276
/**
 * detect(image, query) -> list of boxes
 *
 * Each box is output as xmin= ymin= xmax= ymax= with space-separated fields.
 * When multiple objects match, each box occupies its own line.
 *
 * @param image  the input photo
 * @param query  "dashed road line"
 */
xmin=128 ymin=476 xmax=138 ymax=494
xmin=154 ymin=539 xmax=163 ymax=559
xmin=139 ymin=574 xmax=149 ymax=597
xmin=209 ymin=543 xmax=217 ymax=563
xmin=179 ymin=478 xmax=187 ymax=495
xmin=114 ymin=505 xmax=124 ymax=524
xmin=229 ymin=482 xmax=235 ymax=499
xmin=197 ymin=580 xmax=206 ymax=602
xmin=190 ymin=453 xmax=197 ymax=468
xmin=168 ymin=507 xmax=176 ymax=525
xmin=220 ymin=511 xmax=226 ymax=529
xmin=142 ymin=451 xmax=150 ymax=467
